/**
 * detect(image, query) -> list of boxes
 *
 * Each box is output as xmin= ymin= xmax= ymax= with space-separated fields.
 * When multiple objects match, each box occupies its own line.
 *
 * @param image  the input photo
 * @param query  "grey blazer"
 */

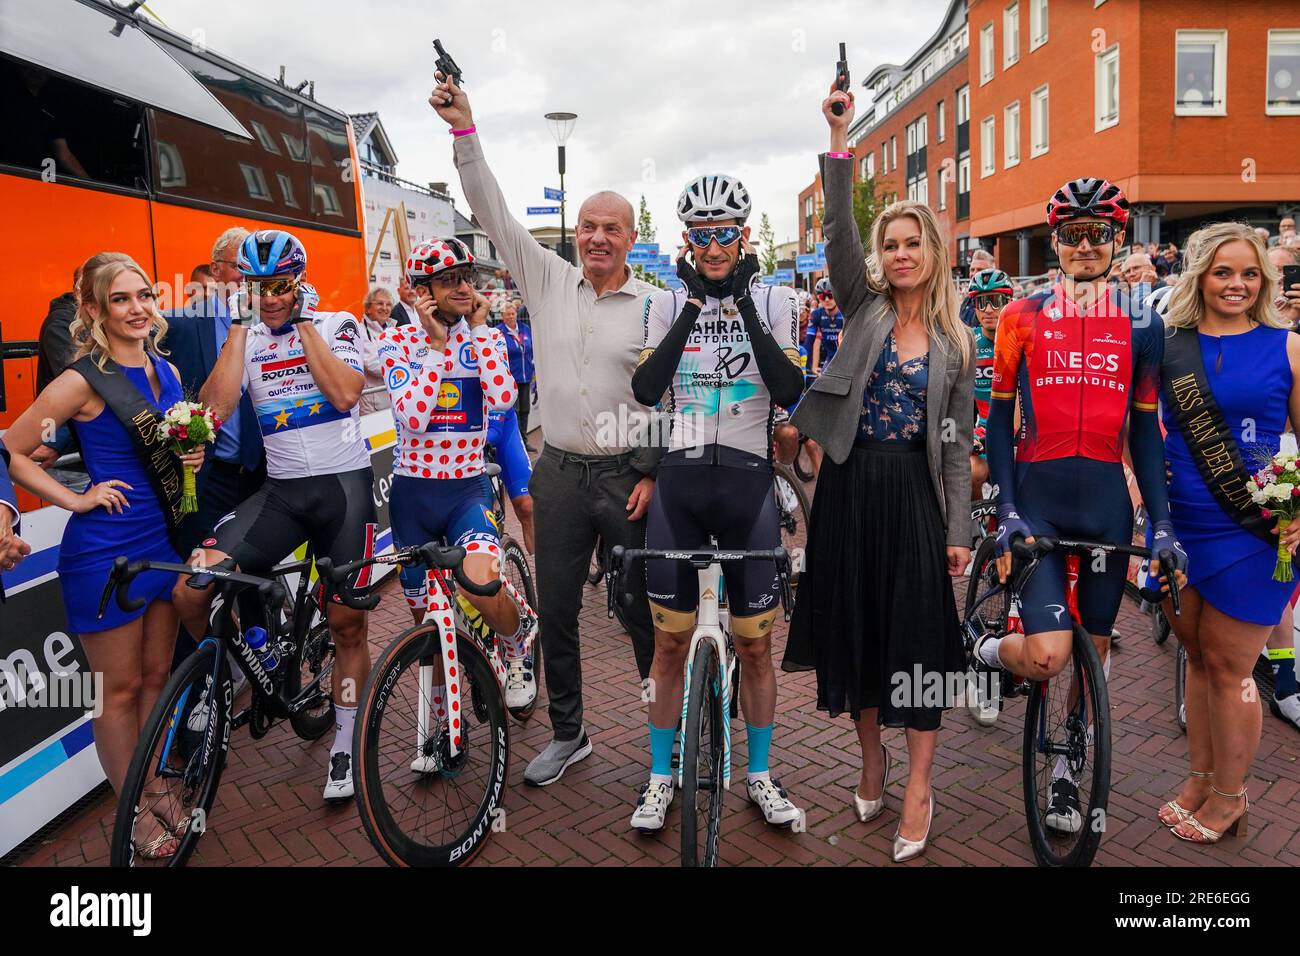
xmin=791 ymin=153 xmax=975 ymax=547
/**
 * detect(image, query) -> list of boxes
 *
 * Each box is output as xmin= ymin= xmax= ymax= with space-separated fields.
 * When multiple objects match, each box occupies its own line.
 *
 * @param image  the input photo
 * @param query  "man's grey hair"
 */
xmin=1123 ymin=252 xmax=1154 ymax=270
xmin=364 ymin=286 xmax=394 ymax=309
xmin=970 ymin=248 xmax=995 ymax=266
xmin=212 ymin=226 xmax=251 ymax=261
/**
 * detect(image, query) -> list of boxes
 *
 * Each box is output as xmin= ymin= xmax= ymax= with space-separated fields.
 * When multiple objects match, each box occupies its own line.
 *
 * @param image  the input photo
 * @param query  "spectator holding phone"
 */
xmin=1268 ymin=244 xmax=1300 ymax=329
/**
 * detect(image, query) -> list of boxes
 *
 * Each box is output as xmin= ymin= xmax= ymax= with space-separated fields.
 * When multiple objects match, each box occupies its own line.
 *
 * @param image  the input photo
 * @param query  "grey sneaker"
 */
xmin=524 ymin=730 xmax=592 ymax=786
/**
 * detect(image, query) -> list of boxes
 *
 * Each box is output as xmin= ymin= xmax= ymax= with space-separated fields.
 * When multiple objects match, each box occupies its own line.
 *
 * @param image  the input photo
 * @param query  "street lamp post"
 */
xmin=545 ymin=111 xmax=577 ymax=263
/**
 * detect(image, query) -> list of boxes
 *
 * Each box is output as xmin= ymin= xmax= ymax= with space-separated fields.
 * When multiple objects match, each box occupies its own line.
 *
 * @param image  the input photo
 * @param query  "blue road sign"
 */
xmin=527 ymin=206 xmax=560 ymax=215
xmin=772 ymin=269 xmax=795 ymax=284
xmin=632 ymin=243 xmax=659 ymax=254
xmin=761 ymin=275 xmax=778 ymax=287
xmin=795 ymin=254 xmax=821 ymax=274
xmin=544 ymin=187 xmax=564 ymax=201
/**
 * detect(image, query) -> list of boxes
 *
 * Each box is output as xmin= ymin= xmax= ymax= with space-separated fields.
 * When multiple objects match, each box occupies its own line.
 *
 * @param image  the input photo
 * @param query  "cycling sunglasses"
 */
xmin=972 ymin=293 xmax=1010 ymax=311
xmin=686 ymin=226 xmax=742 ymax=248
xmin=1055 ymin=220 xmax=1119 ymax=247
xmin=414 ymin=268 xmax=476 ymax=290
xmin=816 ymin=291 xmax=835 ymax=300
xmin=246 ymin=277 xmax=300 ymax=297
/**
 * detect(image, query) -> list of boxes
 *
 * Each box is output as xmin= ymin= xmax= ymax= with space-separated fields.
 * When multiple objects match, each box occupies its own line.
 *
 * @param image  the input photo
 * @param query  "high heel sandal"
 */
xmin=853 ymin=744 xmax=891 ymax=822
xmin=1172 ymin=785 xmax=1249 ymax=844
xmin=1158 ymin=770 xmax=1212 ymax=828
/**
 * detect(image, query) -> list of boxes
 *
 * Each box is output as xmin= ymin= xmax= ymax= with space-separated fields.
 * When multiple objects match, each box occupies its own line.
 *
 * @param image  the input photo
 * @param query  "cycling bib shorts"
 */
xmin=487 ymin=407 xmax=532 ymax=500
xmin=390 ymin=473 xmax=501 ymax=595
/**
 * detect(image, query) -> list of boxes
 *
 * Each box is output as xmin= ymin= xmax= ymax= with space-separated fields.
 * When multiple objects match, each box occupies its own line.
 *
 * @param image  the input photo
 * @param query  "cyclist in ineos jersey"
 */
xmin=628 ymin=174 xmax=806 ymax=832
xmin=973 ymin=180 xmax=1187 ymax=831
xmin=175 ymin=229 xmax=377 ymax=801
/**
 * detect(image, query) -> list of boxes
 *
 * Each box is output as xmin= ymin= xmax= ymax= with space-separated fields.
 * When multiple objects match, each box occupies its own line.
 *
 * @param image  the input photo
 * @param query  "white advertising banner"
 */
xmin=362 ymin=176 xmax=457 ymax=293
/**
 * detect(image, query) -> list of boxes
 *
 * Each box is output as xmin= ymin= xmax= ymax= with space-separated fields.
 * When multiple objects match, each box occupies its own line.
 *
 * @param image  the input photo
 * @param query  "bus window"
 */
xmin=150 ymin=44 xmax=311 ymax=224
xmin=305 ymin=106 xmax=359 ymax=231
xmin=0 ymin=59 xmax=147 ymax=191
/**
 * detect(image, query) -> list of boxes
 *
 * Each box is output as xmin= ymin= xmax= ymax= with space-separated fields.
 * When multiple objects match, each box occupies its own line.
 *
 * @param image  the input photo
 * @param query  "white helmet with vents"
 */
xmin=677 ymin=174 xmax=752 ymax=224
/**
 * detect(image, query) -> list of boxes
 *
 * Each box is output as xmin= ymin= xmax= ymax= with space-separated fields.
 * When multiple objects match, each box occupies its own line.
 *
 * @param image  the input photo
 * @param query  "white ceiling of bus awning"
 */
xmin=0 ymin=0 xmax=252 ymax=139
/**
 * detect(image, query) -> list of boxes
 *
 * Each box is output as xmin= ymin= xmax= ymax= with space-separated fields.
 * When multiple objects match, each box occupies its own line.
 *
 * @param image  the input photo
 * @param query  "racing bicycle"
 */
xmin=606 ymin=543 xmax=795 ymax=867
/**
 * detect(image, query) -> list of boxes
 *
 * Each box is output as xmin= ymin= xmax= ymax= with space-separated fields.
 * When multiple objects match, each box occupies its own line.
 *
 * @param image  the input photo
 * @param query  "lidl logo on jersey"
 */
xmin=437 ymin=381 xmax=461 ymax=409
xmin=430 ymin=377 xmax=485 ymax=429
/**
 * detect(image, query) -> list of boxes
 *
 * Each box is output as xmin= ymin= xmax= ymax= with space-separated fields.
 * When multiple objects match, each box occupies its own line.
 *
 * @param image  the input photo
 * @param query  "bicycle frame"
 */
xmin=678 ymin=561 xmax=736 ymax=789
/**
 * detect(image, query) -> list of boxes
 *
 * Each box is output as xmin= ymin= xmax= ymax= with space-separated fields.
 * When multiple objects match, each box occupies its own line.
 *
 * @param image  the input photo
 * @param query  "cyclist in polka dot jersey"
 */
xmin=378 ymin=237 xmax=540 ymax=714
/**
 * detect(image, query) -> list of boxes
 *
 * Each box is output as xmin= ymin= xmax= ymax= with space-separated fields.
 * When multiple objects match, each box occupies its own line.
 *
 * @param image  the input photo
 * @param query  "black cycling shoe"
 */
xmin=1045 ymin=777 xmax=1082 ymax=834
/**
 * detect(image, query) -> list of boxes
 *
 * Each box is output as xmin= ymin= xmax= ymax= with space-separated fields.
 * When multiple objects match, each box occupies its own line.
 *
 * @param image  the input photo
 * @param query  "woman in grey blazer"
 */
xmin=783 ymin=83 xmax=974 ymax=863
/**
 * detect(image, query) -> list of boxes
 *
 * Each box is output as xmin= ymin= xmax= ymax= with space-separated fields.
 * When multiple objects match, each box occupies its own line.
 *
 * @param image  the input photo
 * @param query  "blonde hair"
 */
xmin=865 ymin=200 xmax=971 ymax=366
xmin=69 ymin=253 xmax=169 ymax=370
xmin=211 ymin=226 xmax=250 ymax=262
xmin=1163 ymin=222 xmax=1286 ymax=331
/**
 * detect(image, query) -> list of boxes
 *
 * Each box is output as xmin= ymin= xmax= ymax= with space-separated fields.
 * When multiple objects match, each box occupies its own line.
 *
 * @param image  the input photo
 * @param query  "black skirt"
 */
xmin=782 ymin=440 xmax=964 ymax=731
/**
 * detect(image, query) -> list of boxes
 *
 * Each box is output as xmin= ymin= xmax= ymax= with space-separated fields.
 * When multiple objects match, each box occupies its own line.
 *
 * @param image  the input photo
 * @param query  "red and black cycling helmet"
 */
xmin=1046 ymin=177 xmax=1130 ymax=228
xmin=406 ymin=237 xmax=475 ymax=282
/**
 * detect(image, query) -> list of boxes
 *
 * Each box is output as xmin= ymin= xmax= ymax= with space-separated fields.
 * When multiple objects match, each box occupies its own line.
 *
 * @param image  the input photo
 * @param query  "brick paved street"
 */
xmin=13 ymin=467 xmax=1300 ymax=868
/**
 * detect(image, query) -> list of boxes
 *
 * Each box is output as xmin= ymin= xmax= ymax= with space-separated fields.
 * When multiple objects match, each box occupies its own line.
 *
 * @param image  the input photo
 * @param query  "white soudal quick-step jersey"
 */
xmin=376 ymin=318 xmax=515 ymax=480
xmin=643 ymin=283 xmax=799 ymax=460
xmin=241 ymin=309 xmax=371 ymax=480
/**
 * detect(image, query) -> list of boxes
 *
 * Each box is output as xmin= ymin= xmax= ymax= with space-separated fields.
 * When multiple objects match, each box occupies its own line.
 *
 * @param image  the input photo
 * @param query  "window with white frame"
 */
xmin=917 ymin=174 xmax=928 ymax=207
xmin=906 ymin=123 xmax=916 ymax=156
xmin=1030 ymin=0 xmax=1048 ymax=50
xmin=980 ymin=116 xmax=996 ymax=176
xmin=937 ymin=100 xmax=947 ymax=142
xmin=1268 ymin=30 xmax=1300 ymax=114
xmin=918 ymin=114 xmax=928 ymax=148
xmin=958 ymin=155 xmax=971 ymax=195
xmin=980 ymin=23 xmax=995 ymax=84
xmin=862 ymin=152 xmax=875 ymax=180
xmin=957 ymin=84 xmax=970 ymax=125
xmin=1030 ymin=84 xmax=1049 ymax=156
xmin=1004 ymin=3 xmax=1020 ymax=68
xmin=1004 ymin=101 xmax=1021 ymax=167
xmin=1095 ymin=44 xmax=1120 ymax=131
xmin=937 ymin=169 xmax=946 ymax=210
xmin=882 ymin=143 xmax=889 ymax=173
xmin=891 ymin=135 xmax=897 ymax=169
xmin=1175 ymin=30 xmax=1227 ymax=115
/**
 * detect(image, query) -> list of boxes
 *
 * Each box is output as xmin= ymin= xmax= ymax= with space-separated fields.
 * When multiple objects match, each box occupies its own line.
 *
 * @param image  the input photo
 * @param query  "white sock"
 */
xmin=649 ymin=772 xmax=674 ymax=790
xmin=502 ymin=618 xmax=529 ymax=660
xmin=331 ymin=705 xmax=356 ymax=757
xmin=978 ymin=636 xmax=1004 ymax=668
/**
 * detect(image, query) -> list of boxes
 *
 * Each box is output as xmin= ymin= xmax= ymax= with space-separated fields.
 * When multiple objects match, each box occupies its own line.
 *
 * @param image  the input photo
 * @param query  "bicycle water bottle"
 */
xmin=244 ymin=626 xmax=279 ymax=673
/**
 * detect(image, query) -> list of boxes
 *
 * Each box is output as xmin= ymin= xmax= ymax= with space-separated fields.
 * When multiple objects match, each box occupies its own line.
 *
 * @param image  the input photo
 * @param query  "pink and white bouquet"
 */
xmin=1248 ymin=450 xmax=1300 ymax=582
xmin=158 ymin=401 xmax=222 ymax=514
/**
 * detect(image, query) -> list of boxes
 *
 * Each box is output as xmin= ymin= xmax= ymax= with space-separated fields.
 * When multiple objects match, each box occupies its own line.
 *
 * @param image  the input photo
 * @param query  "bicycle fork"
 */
xmin=678 ymin=563 xmax=734 ymax=790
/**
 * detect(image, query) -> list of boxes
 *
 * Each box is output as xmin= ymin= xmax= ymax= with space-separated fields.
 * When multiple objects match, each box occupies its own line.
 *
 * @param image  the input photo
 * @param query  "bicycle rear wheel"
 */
xmin=111 ymin=641 xmax=232 ymax=867
xmin=793 ymin=438 xmax=815 ymax=482
xmin=963 ymin=535 xmax=1007 ymax=725
xmin=502 ymin=535 xmax=543 ymax=721
xmin=773 ymin=462 xmax=811 ymax=589
xmin=354 ymin=625 xmax=509 ymax=867
xmin=1022 ymin=624 xmax=1110 ymax=867
xmin=680 ymin=639 xmax=726 ymax=867
xmin=587 ymin=535 xmax=606 ymax=587
xmin=286 ymin=612 xmax=336 ymax=740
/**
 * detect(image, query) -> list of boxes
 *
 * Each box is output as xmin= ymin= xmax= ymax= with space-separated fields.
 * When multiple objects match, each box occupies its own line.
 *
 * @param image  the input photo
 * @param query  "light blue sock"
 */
xmin=746 ymin=723 xmax=774 ymax=777
xmin=649 ymin=722 xmax=676 ymax=777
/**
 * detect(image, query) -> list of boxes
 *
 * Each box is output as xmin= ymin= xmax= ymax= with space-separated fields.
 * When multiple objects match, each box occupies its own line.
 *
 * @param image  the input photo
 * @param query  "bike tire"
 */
xmin=1153 ymin=604 xmax=1172 ymax=646
xmin=793 ymin=440 xmax=815 ymax=483
xmin=1175 ymin=641 xmax=1187 ymax=733
xmin=964 ymin=535 xmax=1006 ymax=624
xmin=111 ymin=641 xmax=232 ymax=867
xmin=286 ymin=612 xmax=336 ymax=740
xmin=1021 ymin=623 xmax=1111 ymax=867
xmin=502 ymin=535 xmax=543 ymax=721
xmin=773 ymin=462 xmax=811 ymax=589
xmin=680 ymin=639 xmax=725 ymax=868
xmin=354 ymin=625 xmax=509 ymax=867
xmin=587 ymin=536 xmax=606 ymax=587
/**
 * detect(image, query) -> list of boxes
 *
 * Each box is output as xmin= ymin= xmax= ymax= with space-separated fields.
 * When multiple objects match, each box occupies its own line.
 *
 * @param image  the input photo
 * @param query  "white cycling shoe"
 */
xmin=505 ymin=657 xmax=538 ymax=713
xmin=747 ymin=776 xmax=802 ymax=827
xmin=630 ymin=778 xmax=675 ymax=833
xmin=323 ymin=752 xmax=354 ymax=801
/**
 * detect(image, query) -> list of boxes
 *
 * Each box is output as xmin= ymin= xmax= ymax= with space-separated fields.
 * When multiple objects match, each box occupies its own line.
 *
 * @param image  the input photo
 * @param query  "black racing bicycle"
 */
xmin=102 ymin=552 xmax=344 ymax=867
xmin=963 ymin=535 xmax=1181 ymax=867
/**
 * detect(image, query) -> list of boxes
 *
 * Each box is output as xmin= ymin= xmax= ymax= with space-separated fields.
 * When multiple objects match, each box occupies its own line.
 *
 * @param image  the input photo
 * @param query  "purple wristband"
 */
xmin=827 ymin=151 xmax=852 ymax=160
xmin=451 ymin=126 xmax=477 ymax=137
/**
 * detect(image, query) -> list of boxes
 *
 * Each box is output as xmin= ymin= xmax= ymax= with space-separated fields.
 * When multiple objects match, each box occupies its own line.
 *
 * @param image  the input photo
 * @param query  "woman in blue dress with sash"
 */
xmin=1154 ymin=223 xmax=1300 ymax=846
xmin=4 ymin=254 xmax=204 ymax=859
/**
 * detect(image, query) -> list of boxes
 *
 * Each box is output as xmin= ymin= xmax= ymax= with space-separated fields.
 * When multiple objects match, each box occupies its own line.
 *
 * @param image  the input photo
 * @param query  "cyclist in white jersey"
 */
xmin=628 ymin=174 xmax=806 ymax=832
xmin=172 ymin=230 xmax=376 ymax=801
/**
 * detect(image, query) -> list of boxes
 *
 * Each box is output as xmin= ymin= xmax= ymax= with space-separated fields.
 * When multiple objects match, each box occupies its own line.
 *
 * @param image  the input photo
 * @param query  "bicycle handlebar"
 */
xmin=1009 ymin=534 xmax=1181 ymax=617
xmin=96 ymin=556 xmax=287 ymax=620
xmin=605 ymin=545 xmax=795 ymax=623
xmin=316 ymin=540 xmax=502 ymax=611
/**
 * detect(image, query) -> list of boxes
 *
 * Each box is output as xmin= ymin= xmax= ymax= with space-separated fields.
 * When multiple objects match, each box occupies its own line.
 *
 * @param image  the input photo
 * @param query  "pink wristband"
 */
xmin=827 ymin=151 xmax=852 ymax=160
xmin=450 ymin=126 xmax=477 ymax=137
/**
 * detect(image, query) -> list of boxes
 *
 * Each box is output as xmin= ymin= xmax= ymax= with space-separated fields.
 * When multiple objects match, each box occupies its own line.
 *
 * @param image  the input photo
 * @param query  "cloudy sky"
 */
xmin=149 ymin=0 xmax=949 ymax=246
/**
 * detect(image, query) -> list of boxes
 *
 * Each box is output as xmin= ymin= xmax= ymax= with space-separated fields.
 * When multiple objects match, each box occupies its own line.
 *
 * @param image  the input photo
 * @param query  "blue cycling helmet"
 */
xmin=237 ymin=230 xmax=308 ymax=278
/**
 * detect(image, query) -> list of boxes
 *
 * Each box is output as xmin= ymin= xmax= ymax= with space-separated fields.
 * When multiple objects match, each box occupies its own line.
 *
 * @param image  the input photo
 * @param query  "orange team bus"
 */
xmin=0 ymin=0 xmax=393 ymax=855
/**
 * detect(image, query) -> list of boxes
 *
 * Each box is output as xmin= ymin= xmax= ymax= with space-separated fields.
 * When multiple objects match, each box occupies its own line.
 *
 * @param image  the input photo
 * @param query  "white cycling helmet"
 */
xmin=677 ymin=174 xmax=752 ymax=224
xmin=1146 ymin=284 xmax=1173 ymax=316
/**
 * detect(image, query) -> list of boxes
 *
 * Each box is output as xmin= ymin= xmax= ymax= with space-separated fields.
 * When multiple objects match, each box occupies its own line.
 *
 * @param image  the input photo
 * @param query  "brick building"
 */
xmin=797 ymin=0 xmax=1300 ymax=276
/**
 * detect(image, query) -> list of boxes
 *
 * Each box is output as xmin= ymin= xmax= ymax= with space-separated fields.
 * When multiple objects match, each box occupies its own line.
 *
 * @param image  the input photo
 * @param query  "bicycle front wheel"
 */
xmin=1022 ymin=624 xmax=1110 ymax=867
xmin=354 ymin=625 xmax=509 ymax=867
xmin=502 ymin=535 xmax=542 ymax=721
xmin=680 ymin=639 xmax=726 ymax=867
xmin=111 ymin=640 xmax=232 ymax=867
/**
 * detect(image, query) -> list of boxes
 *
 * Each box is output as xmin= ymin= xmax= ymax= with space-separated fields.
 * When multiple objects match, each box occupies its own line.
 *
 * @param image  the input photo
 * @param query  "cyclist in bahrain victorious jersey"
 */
xmin=378 ymin=238 xmax=539 ymax=717
xmin=973 ymin=179 xmax=1187 ymax=832
xmin=628 ymin=173 xmax=806 ymax=833
xmin=176 ymin=229 xmax=377 ymax=801
xmin=968 ymin=268 xmax=1012 ymax=498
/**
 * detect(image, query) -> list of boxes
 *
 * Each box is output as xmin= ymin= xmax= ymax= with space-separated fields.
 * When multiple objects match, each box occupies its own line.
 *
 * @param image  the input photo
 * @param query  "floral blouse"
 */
xmin=857 ymin=331 xmax=929 ymax=442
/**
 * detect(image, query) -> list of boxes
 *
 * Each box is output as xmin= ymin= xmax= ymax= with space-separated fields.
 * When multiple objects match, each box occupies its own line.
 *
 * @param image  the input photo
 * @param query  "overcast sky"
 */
xmin=149 ymin=0 xmax=949 ymax=246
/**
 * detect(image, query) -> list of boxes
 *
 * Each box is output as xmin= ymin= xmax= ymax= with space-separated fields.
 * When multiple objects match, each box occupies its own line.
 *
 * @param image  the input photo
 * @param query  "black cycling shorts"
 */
xmin=644 ymin=449 xmax=780 ymax=619
xmin=210 ymin=468 xmax=379 ymax=584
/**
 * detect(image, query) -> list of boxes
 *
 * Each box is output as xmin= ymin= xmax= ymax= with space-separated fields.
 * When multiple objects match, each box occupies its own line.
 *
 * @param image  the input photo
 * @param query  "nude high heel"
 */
xmin=853 ymin=744 xmax=890 ymax=822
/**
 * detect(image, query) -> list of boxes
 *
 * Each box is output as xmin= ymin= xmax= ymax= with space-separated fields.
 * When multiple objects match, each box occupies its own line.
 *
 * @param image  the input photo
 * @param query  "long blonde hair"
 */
xmin=69 ymin=254 xmax=170 ymax=370
xmin=1163 ymin=221 xmax=1286 ymax=330
xmin=865 ymin=200 xmax=971 ymax=366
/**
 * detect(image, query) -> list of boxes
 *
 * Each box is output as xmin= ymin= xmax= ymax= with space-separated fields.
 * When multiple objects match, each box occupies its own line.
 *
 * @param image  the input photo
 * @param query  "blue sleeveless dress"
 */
xmin=60 ymin=357 xmax=183 ymax=634
xmin=1162 ymin=325 xmax=1294 ymax=625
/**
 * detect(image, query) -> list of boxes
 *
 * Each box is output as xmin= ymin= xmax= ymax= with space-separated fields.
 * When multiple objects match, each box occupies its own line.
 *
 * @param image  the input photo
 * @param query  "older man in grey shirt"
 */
xmin=432 ymin=72 xmax=658 ymax=785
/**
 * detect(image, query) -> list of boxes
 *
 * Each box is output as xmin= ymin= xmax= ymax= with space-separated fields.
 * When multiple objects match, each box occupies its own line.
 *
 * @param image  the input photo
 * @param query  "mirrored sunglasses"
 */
xmin=973 ymin=294 xmax=1010 ymax=311
xmin=246 ymin=277 xmax=300 ymax=297
xmin=686 ymin=226 xmax=742 ymax=248
xmin=1055 ymin=220 xmax=1118 ymax=247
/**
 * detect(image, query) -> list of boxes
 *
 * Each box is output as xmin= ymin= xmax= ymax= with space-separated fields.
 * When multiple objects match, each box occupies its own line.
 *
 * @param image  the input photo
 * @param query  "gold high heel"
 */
xmin=892 ymin=793 xmax=934 ymax=863
xmin=1158 ymin=770 xmax=1212 ymax=828
xmin=853 ymin=744 xmax=890 ymax=822
xmin=1172 ymin=785 xmax=1248 ymax=844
